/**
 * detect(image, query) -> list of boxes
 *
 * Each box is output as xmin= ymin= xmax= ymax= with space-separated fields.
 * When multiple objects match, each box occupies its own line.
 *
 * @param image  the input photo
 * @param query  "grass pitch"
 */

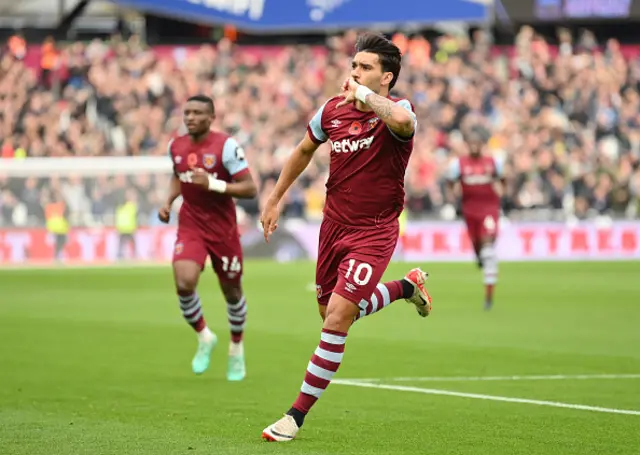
xmin=1 ymin=260 xmax=639 ymax=455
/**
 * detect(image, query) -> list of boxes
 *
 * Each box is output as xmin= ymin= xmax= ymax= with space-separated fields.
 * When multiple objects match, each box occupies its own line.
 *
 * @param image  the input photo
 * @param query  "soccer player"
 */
xmin=446 ymin=126 xmax=505 ymax=310
xmin=159 ymin=95 xmax=257 ymax=381
xmin=259 ymin=33 xmax=433 ymax=442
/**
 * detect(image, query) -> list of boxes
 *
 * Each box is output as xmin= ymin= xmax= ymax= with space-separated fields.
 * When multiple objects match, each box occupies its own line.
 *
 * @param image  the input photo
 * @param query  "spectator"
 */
xmin=1 ymin=27 xmax=639 ymax=228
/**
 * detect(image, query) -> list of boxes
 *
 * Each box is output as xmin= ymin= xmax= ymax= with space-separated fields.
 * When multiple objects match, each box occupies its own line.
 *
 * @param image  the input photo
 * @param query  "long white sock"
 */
xmin=480 ymin=244 xmax=498 ymax=285
xmin=229 ymin=341 xmax=244 ymax=356
xmin=198 ymin=326 xmax=215 ymax=343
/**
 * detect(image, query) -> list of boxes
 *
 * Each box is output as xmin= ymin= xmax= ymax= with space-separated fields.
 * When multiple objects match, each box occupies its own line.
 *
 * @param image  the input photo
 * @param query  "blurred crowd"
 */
xmin=1 ymin=27 xmax=640 ymax=228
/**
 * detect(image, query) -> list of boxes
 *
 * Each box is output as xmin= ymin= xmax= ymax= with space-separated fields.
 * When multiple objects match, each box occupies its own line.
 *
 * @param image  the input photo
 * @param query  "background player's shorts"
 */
xmin=315 ymin=217 xmax=399 ymax=306
xmin=464 ymin=211 xmax=499 ymax=245
xmin=173 ymin=229 xmax=243 ymax=285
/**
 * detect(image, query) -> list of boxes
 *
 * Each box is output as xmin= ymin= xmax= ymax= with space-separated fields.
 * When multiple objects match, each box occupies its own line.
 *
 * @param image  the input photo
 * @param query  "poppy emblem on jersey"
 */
xmin=368 ymin=117 xmax=380 ymax=130
xmin=348 ymin=121 xmax=363 ymax=135
xmin=174 ymin=242 xmax=184 ymax=255
xmin=187 ymin=153 xmax=198 ymax=168
xmin=203 ymin=154 xmax=216 ymax=169
xmin=316 ymin=284 xmax=323 ymax=299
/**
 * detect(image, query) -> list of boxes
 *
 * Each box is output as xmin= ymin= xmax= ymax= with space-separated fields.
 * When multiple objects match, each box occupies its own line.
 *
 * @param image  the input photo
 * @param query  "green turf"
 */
xmin=1 ymin=261 xmax=639 ymax=455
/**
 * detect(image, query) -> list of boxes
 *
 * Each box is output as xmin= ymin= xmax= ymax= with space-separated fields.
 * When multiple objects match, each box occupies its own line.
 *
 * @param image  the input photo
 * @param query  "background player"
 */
xmin=259 ymin=33 xmax=432 ymax=442
xmin=446 ymin=126 xmax=505 ymax=310
xmin=159 ymin=95 xmax=258 ymax=381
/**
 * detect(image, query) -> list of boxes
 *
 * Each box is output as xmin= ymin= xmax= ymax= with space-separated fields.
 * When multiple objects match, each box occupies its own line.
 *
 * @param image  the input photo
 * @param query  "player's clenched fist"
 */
xmin=158 ymin=204 xmax=171 ymax=223
xmin=191 ymin=168 xmax=210 ymax=189
xmin=260 ymin=197 xmax=280 ymax=243
xmin=336 ymin=77 xmax=359 ymax=108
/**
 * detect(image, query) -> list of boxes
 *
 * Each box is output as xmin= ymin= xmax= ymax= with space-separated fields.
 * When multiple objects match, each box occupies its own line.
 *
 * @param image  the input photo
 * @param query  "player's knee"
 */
xmin=323 ymin=311 xmax=351 ymax=332
xmin=175 ymin=276 xmax=198 ymax=295
xmin=323 ymin=299 xmax=357 ymax=332
xmin=481 ymin=236 xmax=495 ymax=246
xmin=221 ymin=285 xmax=243 ymax=303
xmin=317 ymin=305 xmax=327 ymax=321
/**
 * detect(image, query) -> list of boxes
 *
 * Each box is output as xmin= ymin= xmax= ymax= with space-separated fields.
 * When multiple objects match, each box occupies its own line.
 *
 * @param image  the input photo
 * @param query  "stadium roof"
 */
xmin=0 ymin=0 xmax=122 ymax=29
xmin=107 ymin=0 xmax=493 ymax=32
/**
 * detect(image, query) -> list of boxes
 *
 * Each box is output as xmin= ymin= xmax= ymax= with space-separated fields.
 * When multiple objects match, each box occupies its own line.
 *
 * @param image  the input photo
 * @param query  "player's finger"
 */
xmin=266 ymin=225 xmax=276 ymax=243
xmin=262 ymin=220 xmax=271 ymax=242
xmin=265 ymin=220 xmax=279 ymax=242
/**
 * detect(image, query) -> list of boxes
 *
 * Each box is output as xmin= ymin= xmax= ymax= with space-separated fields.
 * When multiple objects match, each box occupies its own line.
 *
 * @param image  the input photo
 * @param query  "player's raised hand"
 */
xmin=158 ymin=204 xmax=171 ymax=223
xmin=260 ymin=198 xmax=280 ymax=243
xmin=191 ymin=168 xmax=210 ymax=189
xmin=336 ymin=77 xmax=359 ymax=108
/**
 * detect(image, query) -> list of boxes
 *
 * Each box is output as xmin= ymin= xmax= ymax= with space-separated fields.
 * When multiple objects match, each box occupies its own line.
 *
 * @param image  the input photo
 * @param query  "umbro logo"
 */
xmin=331 ymin=119 xmax=342 ymax=128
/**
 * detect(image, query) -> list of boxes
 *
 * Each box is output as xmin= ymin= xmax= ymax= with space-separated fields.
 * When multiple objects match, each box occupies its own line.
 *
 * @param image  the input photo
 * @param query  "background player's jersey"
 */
xmin=307 ymin=96 xmax=416 ymax=228
xmin=447 ymin=155 xmax=504 ymax=217
xmin=169 ymin=132 xmax=249 ymax=241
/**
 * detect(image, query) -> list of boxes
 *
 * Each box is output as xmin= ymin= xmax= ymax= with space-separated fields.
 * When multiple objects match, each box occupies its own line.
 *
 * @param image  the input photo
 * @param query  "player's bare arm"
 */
xmin=260 ymin=132 xmax=320 ymax=242
xmin=446 ymin=179 xmax=459 ymax=205
xmin=225 ymin=172 xmax=258 ymax=199
xmin=445 ymin=157 xmax=460 ymax=205
xmin=496 ymin=177 xmax=507 ymax=197
xmin=337 ymin=77 xmax=415 ymax=138
xmin=191 ymin=168 xmax=257 ymax=199
xmin=159 ymin=174 xmax=181 ymax=223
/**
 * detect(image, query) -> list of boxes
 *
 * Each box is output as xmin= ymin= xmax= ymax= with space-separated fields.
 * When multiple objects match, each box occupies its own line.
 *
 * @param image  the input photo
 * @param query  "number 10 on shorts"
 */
xmin=345 ymin=259 xmax=373 ymax=286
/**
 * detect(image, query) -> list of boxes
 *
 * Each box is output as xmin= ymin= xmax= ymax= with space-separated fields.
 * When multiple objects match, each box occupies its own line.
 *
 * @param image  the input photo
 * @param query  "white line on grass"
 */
xmin=332 ymin=380 xmax=640 ymax=416
xmin=345 ymin=373 xmax=640 ymax=383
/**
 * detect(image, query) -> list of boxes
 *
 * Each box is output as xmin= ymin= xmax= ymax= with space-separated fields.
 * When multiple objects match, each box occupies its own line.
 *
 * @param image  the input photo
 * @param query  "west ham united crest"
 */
xmin=203 ymin=154 xmax=216 ymax=169
xmin=316 ymin=284 xmax=323 ymax=299
xmin=174 ymin=242 xmax=184 ymax=255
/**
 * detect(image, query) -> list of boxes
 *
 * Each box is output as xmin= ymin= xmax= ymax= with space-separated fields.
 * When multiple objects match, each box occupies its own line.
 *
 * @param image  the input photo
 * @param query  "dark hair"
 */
xmin=466 ymin=125 xmax=490 ymax=143
xmin=187 ymin=95 xmax=215 ymax=114
xmin=355 ymin=32 xmax=402 ymax=89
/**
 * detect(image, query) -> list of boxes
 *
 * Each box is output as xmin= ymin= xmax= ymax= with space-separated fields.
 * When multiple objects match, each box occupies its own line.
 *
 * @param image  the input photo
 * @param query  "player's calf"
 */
xmin=474 ymin=246 xmax=484 ymax=269
xmin=263 ymin=295 xmax=356 ymax=442
xmin=174 ymin=260 xmax=216 ymax=374
xmin=353 ymin=280 xmax=414 ymax=321
xmin=353 ymin=269 xmax=431 ymax=321
xmin=479 ymin=239 xmax=498 ymax=310
xmin=221 ymin=284 xmax=247 ymax=381
xmin=174 ymin=264 xmax=207 ymax=333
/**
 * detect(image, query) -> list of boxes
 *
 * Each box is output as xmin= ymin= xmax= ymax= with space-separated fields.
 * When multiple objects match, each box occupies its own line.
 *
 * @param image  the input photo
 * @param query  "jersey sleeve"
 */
xmin=222 ymin=137 xmax=250 ymax=177
xmin=307 ymin=102 xmax=329 ymax=144
xmin=167 ymin=139 xmax=174 ymax=157
xmin=167 ymin=139 xmax=177 ymax=176
xmin=493 ymin=156 xmax=505 ymax=178
xmin=388 ymin=99 xmax=418 ymax=142
xmin=446 ymin=158 xmax=461 ymax=181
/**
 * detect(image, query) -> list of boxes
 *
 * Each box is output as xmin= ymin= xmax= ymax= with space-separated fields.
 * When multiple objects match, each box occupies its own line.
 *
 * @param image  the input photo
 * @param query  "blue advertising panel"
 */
xmin=110 ymin=0 xmax=490 ymax=30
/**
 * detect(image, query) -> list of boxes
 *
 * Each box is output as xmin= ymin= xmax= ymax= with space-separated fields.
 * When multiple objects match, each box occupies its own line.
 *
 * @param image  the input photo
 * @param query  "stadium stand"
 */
xmin=1 ymin=27 xmax=640 ymax=228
